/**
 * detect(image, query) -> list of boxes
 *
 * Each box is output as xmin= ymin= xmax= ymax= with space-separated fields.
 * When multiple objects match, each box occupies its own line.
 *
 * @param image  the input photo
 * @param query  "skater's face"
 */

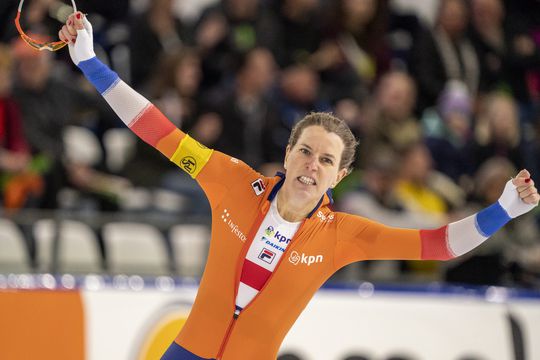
xmin=283 ymin=126 xmax=348 ymax=204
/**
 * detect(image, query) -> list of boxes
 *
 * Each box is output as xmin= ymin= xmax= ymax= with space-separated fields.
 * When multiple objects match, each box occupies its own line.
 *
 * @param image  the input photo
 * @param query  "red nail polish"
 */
xmin=525 ymin=178 xmax=531 ymax=183
xmin=76 ymin=13 xmax=81 ymax=19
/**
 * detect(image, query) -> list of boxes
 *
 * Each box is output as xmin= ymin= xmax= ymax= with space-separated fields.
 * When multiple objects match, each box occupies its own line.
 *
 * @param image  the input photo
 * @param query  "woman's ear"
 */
xmin=284 ymin=145 xmax=291 ymax=170
xmin=332 ymin=168 xmax=349 ymax=188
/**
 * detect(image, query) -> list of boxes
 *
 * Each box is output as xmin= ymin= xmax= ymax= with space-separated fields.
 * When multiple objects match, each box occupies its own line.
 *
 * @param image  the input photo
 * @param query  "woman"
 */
xmin=59 ymin=13 xmax=539 ymax=360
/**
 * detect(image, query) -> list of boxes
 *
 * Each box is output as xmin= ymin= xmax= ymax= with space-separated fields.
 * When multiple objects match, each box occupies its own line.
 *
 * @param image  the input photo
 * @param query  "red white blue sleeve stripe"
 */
xmin=77 ymin=57 xmax=182 ymax=158
xmin=420 ymin=201 xmax=512 ymax=260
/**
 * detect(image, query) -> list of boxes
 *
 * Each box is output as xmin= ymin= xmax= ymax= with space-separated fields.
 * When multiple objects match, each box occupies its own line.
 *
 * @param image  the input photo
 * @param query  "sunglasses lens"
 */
xmin=15 ymin=10 xmax=68 ymax=52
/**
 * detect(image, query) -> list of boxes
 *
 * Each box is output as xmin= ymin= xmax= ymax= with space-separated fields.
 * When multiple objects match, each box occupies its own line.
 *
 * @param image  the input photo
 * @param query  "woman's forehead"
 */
xmin=296 ymin=126 xmax=344 ymax=153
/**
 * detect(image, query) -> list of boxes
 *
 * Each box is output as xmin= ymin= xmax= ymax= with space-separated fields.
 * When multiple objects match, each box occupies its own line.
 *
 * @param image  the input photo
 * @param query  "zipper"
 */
xmin=216 ymin=203 xmax=270 ymax=359
xmin=216 ymin=313 xmax=238 ymax=359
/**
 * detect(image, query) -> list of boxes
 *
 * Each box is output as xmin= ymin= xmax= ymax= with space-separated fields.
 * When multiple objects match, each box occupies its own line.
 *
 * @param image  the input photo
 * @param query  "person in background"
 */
xmin=12 ymin=34 xmax=129 ymax=210
xmin=422 ymin=80 xmax=475 ymax=185
xmin=360 ymin=71 xmax=421 ymax=166
xmin=470 ymin=92 xmax=526 ymax=172
xmin=130 ymin=0 xmax=191 ymax=89
xmin=469 ymin=0 xmax=540 ymax=105
xmin=61 ymin=13 xmax=539 ymax=360
xmin=193 ymin=0 xmax=277 ymax=90
xmin=410 ymin=0 xmax=480 ymax=112
xmin=0 ymin=44 xmax=38 ymax=210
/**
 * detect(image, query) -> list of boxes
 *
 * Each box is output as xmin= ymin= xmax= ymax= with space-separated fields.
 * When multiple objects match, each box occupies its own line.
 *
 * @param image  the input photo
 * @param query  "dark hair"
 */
xmin=288 ymin=112 xmax=358 ymax=174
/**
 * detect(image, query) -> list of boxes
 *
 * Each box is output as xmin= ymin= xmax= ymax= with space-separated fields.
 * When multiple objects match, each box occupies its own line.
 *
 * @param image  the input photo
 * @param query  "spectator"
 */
xmin=274 ymin=64 xmax=332 ymax=149
xmin=12 ymin=34 xmax=128 ymax=210
xmin=422 ymin=80 xmax=475 ymax=183
xmin=194 ymin=0 xmax=277 ymax=89
xmin=360 ymin=71 xmax=421 ymax=165
xmin=340 ymin=145 xmax=442 ymax=229
xmin=312 ymin=0 xmax=391 ymax=102
xmin=410 ymin=0 xmax=480 ymax=112
xmin=199 ymin=47 xmax=282 ymax=169
xmin=129 ymin=0 xmax=191 ymax=89
xmin=469 ymin=0 xmax=540 ymax=105
xmin=470 ymin=92 xmax=526 ymax=172
xmin=0 ymin=44 xmax=39 ymax=210
xmin=268 ymin=0 xmax=323 ymax=68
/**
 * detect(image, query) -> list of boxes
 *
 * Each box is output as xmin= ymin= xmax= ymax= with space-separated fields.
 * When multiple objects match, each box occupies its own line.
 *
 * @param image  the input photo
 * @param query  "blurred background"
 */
xmin=1 ymin=1 xmax=540 ymax=359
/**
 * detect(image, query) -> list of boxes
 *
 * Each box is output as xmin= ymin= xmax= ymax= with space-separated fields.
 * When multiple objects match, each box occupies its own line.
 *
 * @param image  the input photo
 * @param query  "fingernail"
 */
xmin=76 ymin=13 xmax=81 ymax=19
xmin=526 ymin=178 xmax=531 ymax=183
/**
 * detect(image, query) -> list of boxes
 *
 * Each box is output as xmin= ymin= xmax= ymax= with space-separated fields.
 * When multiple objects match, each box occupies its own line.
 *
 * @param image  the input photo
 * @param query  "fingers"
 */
xmin=512 ymin=169 xmax=532 ymax=187
xmin=72 ymin=11 xmax=85 ymax=30
xmin=59 ymin=25 xmax=75 ymax=44
xmin=522 ymin=192 xmax=540 ymax=205
xmin=60 ymin=12 xmax=85 ymax=44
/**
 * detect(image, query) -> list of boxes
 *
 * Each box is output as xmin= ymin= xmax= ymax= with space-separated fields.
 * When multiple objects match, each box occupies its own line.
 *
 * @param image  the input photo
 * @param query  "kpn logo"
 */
xmin=288 ymin=251 xmax=323 ymax=266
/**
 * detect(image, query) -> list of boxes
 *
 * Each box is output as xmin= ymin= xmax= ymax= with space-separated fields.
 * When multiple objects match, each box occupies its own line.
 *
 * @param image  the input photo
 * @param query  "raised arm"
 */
xmin=336 ymin=170 xmax=539 ymax=266
xmin=57 ymin=12 xmax=220 ymax=183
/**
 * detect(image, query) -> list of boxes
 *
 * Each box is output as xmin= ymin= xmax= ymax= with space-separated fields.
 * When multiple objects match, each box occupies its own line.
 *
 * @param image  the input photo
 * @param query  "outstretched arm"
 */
xmin=59 ymin=12 xmax=264 ymax=208
xmin=337 ymin=170 xmax=539 ymax=265
xmin=59 ymin=12 xmax=189 ymax=163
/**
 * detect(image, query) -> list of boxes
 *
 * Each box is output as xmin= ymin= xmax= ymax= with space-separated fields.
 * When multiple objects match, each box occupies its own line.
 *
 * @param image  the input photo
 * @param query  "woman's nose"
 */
xmin=305 ymin=157 xmax=318 ymax=171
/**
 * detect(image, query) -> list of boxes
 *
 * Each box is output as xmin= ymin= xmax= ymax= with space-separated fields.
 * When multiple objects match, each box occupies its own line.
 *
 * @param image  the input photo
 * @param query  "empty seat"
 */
xmin=169 ymin=224 xmax=210 ymax=277
xmin=103 ymin=128 xmax=136 ymax=173
xmin=0 ymin=218 xmax=30 ymax=273
xmin=103 ymin=222 xmax=170 ymax=275
xmin=33 ymin=219 xmax=102 ymax=273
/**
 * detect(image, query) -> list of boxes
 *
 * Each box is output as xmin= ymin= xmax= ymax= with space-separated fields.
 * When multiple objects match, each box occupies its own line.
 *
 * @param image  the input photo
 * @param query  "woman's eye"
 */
xmin=300 ymin=148 xmax=309 ymax=155
xmin=322 ymin=157 xmax=333 ymax=165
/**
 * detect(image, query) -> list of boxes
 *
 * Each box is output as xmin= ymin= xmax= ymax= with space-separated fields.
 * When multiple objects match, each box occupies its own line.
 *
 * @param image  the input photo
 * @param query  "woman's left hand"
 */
xmin=512 ymin=169 xmax=540 ymax=205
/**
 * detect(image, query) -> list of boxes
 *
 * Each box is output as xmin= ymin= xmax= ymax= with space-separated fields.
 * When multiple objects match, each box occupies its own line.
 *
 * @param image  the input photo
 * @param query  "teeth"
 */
xmin=298 ymin=176 xmax=316 ymax=185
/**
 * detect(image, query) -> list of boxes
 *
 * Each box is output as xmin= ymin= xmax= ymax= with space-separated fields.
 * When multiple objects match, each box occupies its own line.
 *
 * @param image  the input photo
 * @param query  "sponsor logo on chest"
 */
xmin=288 ymin=251 xmax=324 ymax=266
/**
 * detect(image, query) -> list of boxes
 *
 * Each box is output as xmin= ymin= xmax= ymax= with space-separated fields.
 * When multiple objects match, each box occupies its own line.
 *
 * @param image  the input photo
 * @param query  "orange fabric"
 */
xmin=169 ymin=147 xmax=424 ymax=359
xmin=0 ymin=290 xmax=85 ymax=359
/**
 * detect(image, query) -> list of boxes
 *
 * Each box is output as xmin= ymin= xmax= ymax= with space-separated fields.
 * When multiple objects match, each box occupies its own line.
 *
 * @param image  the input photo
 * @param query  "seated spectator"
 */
xmin=12 ymin=34 xmax=129 ymax=210
xmin=194 ymin=0 xmax=277 ymax=89
xmin=360 ymin=71 xmax=421 ymax=165
xmin=267 ymin=0 xmax=323 ymax=68
xmin=196 ymin=47 xmax=281 ymax=169
xmin=274 ymin=64 xmax=332 ymax=147
xmin=470 ymin=92 xmax=526 ymax=172
xmin=0 ymin=44 xmax=40 ymax=211
xmin=339 ymin=145 xmax=442 ymax=229
xmin=410 ymin=0 xmax=480 ymax=112
xmin=129 ymin=0 xmax=191 ymax=89
xmin=422 ymin=80 xmax=475 ymax=184
xmin=311 ymin=0 xmax=391 ymax=102
xmin=469 ymin=0 xmax=540 ymax=105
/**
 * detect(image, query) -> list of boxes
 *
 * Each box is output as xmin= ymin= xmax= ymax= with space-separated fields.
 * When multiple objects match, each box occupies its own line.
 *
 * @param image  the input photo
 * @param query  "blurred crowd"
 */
xmin=1 ymin=0 xmax=540 ymax=288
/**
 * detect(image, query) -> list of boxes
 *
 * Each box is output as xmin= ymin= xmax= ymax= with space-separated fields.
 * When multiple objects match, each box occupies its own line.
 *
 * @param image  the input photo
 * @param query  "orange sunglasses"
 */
xmin=14 ymin=0 xmax=78 ymax=52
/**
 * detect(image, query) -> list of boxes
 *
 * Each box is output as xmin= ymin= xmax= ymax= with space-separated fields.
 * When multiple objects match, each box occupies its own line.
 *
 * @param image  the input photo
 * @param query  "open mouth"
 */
xmin=297 ymin=176 xmax=316 ymax=186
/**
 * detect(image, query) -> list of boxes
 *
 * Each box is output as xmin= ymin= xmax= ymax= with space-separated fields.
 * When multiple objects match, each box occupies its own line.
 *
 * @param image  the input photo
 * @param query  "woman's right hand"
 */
xmin=58 ymin=11 xmax=95 ymax=65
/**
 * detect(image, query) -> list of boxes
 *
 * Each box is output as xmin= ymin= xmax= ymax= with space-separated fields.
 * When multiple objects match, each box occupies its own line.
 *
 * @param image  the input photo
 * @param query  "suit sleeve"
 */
xmin=334 ymin=199 xmax=517 ymax=269
xmin=76 ymin=56 xmax=258 ymax=208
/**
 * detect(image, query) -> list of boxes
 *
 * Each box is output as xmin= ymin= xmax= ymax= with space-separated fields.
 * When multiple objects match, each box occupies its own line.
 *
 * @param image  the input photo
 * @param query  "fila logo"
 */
xmin=289 ymin=251 xmax=324 ymax=266
xmin=317 ymin=211 xmax=334 ymax=223
xmin=251 ymin=178 xmax=266 ymax=196
xmin=258 ymin=248 xmax=276 ymax=264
